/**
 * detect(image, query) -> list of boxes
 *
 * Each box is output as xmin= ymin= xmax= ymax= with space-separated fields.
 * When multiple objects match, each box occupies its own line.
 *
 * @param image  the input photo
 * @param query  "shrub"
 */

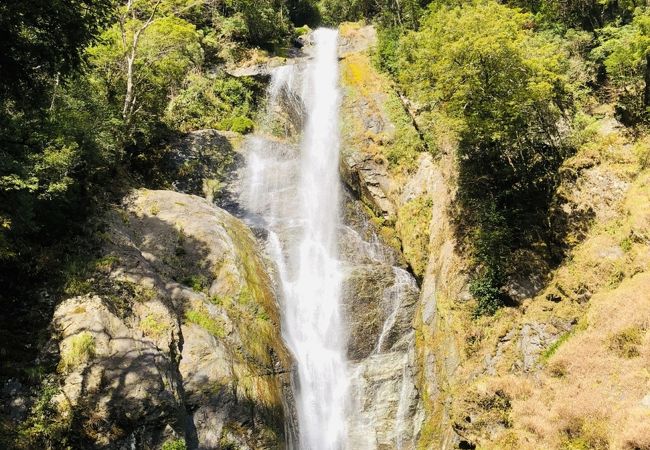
xmin=162 ymin=438 xmax=187 ymax=450
xmin=183 ymin=274 xmax=209 ymax=293
xmin=470 ymin=270 xmax=508 ymax=317
xmin=228 ymin=116 xmax=255 ymax=134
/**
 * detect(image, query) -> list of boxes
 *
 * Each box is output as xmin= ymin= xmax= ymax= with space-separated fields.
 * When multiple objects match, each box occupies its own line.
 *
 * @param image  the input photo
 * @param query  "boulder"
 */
xmin=48 ymin=189 xmax=292 ymax=449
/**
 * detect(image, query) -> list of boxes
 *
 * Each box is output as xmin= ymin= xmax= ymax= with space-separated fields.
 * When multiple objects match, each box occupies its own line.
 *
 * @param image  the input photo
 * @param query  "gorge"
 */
xmin=2 ymin=3 xmax=650 ymax=450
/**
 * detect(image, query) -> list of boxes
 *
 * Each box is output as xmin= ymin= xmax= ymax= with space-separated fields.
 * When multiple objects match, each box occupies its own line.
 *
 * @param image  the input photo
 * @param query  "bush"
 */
xmin=374 ymin=27 xmax=402 ymax=76
xmin=226 ymin=116 xmax=255 ymax=134
xmin=162 ymin=438 xmax=187 ymax=450
xmin=470 ymin=270 xmax=507 ymax=317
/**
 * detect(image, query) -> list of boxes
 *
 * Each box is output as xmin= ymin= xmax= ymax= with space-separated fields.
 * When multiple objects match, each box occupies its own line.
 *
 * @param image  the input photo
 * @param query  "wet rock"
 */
xmin=342 ymin=264 xmax=395 ymax=360
xmin=341 ymin=152 xmax=396 ymax=219
xmin=347 ymin=349 xmax=421 ymax=450
xmin=339 ymin=190 xmax=422 ymax=449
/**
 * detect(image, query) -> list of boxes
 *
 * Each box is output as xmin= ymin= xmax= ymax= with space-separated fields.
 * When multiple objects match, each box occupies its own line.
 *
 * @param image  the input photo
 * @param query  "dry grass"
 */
xmin=58 ymin=332 xmax=95 ymax=373
xmin=441 ymin=119 xmax=650 ymax=449
xmin=505 ymin=272 xmax=650 ymax=449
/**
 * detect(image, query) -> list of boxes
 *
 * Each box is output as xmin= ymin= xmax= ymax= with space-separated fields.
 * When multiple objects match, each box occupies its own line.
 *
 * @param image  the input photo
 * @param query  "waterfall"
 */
xmin=235 ymin=27 xmax=422 ymax=450
xmin=240 ymin=28 xmax=349 ymax=449
xmin=375 ymin=267 xmax=418 ymax=354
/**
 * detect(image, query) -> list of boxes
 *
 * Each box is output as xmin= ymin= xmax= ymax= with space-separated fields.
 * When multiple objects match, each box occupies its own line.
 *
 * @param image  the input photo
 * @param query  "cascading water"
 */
xmin=240 ymin=29 xmax=349 ymax=449
xmin=233 ymin=26 xmax=422 ymax=450
xmin=286 ymin=29 xmax=348 ymax=450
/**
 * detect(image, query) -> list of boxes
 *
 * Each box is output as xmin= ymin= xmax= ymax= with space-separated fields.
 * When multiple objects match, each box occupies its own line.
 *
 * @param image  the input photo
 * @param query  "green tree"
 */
xmin=594 ymin=7 xmax=650 ymax=124
xmin=537 ymin=0 xmax=644 ymax=30
xmin=396 ymin=0 xmax=573 ymax=314
xmin=87 ymin=1 xmax=202 ymax=133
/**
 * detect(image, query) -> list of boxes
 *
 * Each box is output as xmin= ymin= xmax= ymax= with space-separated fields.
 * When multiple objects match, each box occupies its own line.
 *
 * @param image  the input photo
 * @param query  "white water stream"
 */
xmin=236 ymin=27 xmax=423 ymax=450
xmin=242 ymin=29 xmax=349 ymax=449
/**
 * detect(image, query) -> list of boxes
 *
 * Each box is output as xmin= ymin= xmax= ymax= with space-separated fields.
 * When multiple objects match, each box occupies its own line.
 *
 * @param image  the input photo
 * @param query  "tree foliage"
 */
xmin=0 ymin=0 xmax=112 ymax=106
xmin=393 ymin=1 xmax=574 ymax=314
xmin=594 ymin=7 xmax=650 ymax=124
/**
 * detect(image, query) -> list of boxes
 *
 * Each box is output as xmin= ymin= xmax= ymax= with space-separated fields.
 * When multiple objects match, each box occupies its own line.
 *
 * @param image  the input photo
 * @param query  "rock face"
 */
xmin=50 ymin=189 xmax=292 ymax=449
xmin=339 ymin=22 xmax=650 ymax=450
xmin=340 ymin=152 xmax=396 ymax=219
xmin=340 ymin=200 xmax=422 ymax=450
xmin=161 ymin=129 xmax=242 ymax=202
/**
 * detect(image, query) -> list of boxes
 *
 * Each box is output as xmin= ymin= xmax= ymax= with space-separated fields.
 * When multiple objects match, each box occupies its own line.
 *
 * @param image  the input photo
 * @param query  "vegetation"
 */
xmin=185 ymin=306 xmax=227 ymax=338
xmin=58 ymin=332 xmax=96 ymax=373
xmin=593 ymin=8 xmax=650 ymax=125
xmin=396 ymin=196 xmax=432 ymax=278
xmin=608 ymin=326 xmax=644 ymax=358
xmin=162 ymin=439 xmax=187 ymax=450
xmin=140 ymin=314 xmax=170 ymax=339
xmin=367 ymin=0 xmax=650 ymax=314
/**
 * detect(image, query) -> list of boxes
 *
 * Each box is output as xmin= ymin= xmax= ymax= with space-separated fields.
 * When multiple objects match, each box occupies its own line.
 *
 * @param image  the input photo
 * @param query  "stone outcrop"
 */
xmin=49 ymin=189 xmax=292 ymax=449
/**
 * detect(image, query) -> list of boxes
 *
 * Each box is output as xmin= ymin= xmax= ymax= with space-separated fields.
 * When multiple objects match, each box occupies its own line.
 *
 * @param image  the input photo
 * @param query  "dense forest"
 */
xmin=1 ymin=0 xmax=649 ymax=448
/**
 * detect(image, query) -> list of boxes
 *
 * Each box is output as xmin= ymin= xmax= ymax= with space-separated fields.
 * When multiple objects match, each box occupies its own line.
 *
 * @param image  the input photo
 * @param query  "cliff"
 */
xmin=338 ymin=22 xmax=650 ymax=450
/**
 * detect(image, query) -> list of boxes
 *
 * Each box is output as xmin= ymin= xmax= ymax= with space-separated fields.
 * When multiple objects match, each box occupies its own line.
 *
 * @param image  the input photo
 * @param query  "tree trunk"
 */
xmin=122 ymin=53 xmax=135 ymax=120
xmin=643 ymin=53 xmax=650 ymax=108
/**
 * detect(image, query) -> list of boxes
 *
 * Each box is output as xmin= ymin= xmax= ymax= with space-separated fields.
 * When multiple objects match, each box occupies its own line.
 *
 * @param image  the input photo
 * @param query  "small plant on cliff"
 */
xmin=470 ymin=271 xmax=507 ymax=317
xmin=183 ymin=274 xmax=209 ymax=293
xmin=58 ymin=331 xmax=95 ymax=373
xmin=140 ymin=314 xmax=169 ymax=339
xmin=162 ymin=438 xmax=187 ymax=450
xmin=16 ymin=381 xmax=71 ymax=449
xmin=185 ymin=307 xmax=226 ymax=338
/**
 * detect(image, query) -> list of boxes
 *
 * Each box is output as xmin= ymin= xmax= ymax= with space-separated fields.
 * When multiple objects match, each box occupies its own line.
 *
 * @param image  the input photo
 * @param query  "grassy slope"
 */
xmin=443 ymin=112 xmax=650 ymax=449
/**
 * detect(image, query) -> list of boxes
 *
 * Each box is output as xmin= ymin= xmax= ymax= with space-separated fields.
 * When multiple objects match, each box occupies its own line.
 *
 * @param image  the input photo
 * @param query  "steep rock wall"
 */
xmin=338 ymin=22 xmax=650 ymax=450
